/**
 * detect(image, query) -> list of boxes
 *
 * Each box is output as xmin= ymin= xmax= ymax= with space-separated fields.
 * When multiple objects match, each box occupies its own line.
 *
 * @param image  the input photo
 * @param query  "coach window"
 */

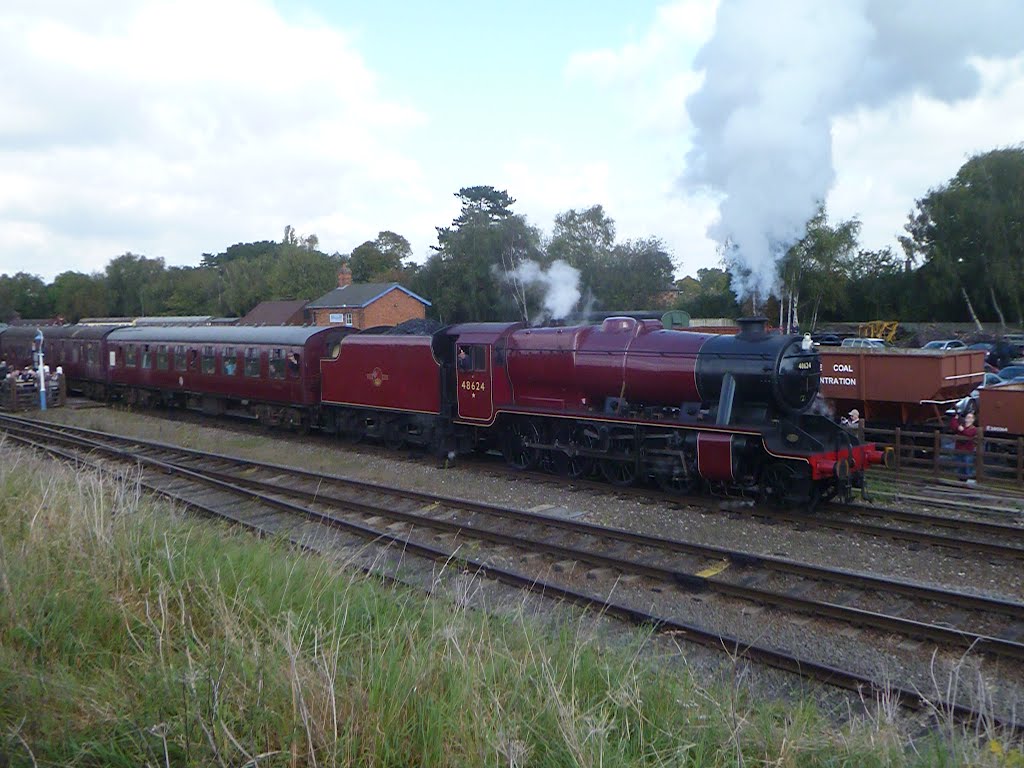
xmin=126 ymin=345 xmax=137 ymax=368
xmin=174 ymin=345 xmax=186 ymax=371
xmin=156 ymin=345 xmax=169 ymax=370
xmin=223 ymin=347 xmax=237 ymax=375
xmin=86 ymin=343 xmax=97 ymax=365
xmin=141 ymin=345 xmax=152 ymax=369
xmin=287 ymin=351 xmax=300 ymax=377
xmin=244 ymin=348 xmax=260 ymax=377
xmin=269 ymin=348 xmax=286 ymax=380
xmin=201 ymin=346 xmax=216 ymax=374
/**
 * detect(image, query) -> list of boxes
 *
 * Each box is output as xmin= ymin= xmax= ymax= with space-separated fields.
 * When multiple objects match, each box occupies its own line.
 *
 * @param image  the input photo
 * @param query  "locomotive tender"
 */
xmin=0 ymin=316 xmax=889 ymax=506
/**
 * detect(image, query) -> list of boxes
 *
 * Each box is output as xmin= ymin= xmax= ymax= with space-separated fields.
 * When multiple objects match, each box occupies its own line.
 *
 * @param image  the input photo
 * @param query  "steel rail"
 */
xmin=3 ymin=424 xmax=1019 ymax=736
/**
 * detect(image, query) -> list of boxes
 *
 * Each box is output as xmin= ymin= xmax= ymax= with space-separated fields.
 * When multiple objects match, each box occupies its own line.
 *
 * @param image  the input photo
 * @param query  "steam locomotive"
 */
xmin=1 ymin=316 xmax=891 ymax=507
xmin=321 ymin=316 xmax=890 ymax=506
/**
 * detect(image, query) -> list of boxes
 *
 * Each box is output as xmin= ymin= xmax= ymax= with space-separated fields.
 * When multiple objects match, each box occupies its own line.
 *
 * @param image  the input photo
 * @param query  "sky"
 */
xmin=1 ymin=0 xmax=1023 ymax=286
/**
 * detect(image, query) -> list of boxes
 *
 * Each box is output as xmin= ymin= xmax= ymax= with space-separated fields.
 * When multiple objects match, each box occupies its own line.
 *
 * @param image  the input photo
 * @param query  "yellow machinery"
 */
xmin=859 ymin=320 xmax=899 ymax=342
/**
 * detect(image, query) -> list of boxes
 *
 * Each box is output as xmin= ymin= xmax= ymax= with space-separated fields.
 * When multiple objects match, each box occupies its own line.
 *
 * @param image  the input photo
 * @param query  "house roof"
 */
xmin=238 ymin=300 xmax=309 ymax=325
xmin=306 ymin=283 xmax=431 ymax=310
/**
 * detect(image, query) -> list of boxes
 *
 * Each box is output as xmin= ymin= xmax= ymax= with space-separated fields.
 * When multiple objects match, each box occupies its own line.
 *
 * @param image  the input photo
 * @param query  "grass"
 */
xmin=0 ymin=439 xmax=1021 ymax=766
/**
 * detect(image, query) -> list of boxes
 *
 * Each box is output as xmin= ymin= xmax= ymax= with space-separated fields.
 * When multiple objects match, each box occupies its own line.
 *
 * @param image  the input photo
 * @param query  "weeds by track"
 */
xmin=3 ymin=412 xmax=1022 ymax=735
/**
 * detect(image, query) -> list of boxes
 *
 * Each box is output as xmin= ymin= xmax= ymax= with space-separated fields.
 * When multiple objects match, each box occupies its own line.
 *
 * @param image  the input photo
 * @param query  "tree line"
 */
xmin=1 ymin=147 xmax=1021 ymax=328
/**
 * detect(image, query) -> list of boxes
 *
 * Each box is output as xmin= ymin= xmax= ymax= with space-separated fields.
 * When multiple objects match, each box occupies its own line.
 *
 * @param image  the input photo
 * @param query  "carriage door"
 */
xmin=456 ymin=344 xmax=493 ymax=421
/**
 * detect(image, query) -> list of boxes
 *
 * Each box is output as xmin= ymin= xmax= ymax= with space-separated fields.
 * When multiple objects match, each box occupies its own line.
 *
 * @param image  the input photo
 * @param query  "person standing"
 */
xmin=952 ymin=410 xmax=978 ymax=483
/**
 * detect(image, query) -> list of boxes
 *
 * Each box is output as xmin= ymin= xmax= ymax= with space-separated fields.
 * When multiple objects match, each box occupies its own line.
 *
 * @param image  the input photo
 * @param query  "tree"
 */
xmin=598 ymin=238 xmax=676 ymax=310
xmin=158 ymin=267 xmax=223 ymax=316
xmin=266 ymin=248 xmax=339 ymax=302
xmin=904 ymin=146 xmax=1024 ymax=324
xmin=105 ymin=253 xmax=167 ymax=316
xmin=425 ymin=186 xmax=542 ymax=322
xmin=0 ymin=272 xmax=53 ymax=320
xmin=349 ymin=231 xmax=412 ymax=282
xmin=675 ymin=267 xmax=739 ymax=318
xmin=548 ymin=205 xmax=616 ymax=304
xmin=201 ymin=241 xmax=277 ymax=269
xmin=777 ymin=204 xmax=860 ymax=330
xmin=49 ymin=271 xmax=111 ymax=321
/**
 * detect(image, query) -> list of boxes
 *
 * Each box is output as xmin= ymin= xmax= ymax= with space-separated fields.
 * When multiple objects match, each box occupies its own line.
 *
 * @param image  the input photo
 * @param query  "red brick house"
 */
xmin=305 ymin=267 xmax=430 ymax=329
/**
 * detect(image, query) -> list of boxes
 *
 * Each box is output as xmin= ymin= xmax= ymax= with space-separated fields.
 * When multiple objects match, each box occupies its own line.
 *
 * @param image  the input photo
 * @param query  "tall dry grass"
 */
xmin=0 ymin=439 xmax=1019 ymax=766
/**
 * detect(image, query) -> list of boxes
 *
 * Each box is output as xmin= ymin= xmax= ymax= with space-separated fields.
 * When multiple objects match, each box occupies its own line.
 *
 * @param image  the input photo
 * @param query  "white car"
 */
xmin=841 ymin=337 xmax=888 ymax=348
xmin=922 ymin=339 xmax=967 ymax=350
xmin=953 ymin=372 xmax=1004 ymax=414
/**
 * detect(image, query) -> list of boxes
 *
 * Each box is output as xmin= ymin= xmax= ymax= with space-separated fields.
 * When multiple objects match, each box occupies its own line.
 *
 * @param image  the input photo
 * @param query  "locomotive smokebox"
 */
xmin=736 ymin=317 xmax=769 ymax=340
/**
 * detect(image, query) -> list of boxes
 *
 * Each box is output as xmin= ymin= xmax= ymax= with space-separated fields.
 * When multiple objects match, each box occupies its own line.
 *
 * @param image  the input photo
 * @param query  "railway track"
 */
xmin=34 ymin=405 xmax=1024 ymax=559
xmin=2 ymin=413 xmax=1022 ymax=733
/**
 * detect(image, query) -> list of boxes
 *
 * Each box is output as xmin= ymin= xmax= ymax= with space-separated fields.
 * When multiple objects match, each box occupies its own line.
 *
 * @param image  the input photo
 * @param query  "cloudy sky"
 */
xmin=2 ymin=0 xmax=1022 ymax=284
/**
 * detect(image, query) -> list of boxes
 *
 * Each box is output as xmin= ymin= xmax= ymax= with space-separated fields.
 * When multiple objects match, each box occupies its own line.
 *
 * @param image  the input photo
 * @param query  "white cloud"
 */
xmin=830 ymin=55 xmax=1024 ymax=253
xmin=0 ymin=0 xmax=429 ymax=278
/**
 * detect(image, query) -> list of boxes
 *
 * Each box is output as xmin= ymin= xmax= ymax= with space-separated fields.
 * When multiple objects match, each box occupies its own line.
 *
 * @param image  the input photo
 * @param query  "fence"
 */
xmin=0 ymin=375 xmax=66 ymax=412
xmin=851 ymin=423 xmax=1024 ymax=486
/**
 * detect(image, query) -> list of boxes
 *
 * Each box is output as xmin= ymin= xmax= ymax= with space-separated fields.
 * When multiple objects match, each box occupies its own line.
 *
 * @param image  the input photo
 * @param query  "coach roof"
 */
xmin=107 ymin=325 xmax=338 ymax=346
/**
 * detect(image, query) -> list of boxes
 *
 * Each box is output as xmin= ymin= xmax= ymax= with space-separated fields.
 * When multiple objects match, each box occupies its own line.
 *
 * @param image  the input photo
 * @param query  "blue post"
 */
xmin=36 ymin=329 xmax=46 ymax=411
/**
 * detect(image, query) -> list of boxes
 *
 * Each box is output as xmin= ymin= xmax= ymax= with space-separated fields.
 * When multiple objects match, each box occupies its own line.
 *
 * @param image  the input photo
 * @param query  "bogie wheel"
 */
xmin=502 ymin=420 xmax=541 ymax=470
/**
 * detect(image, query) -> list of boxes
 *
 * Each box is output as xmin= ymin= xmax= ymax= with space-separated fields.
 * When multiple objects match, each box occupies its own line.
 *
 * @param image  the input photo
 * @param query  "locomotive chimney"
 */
xmin=735 ymin=316 xmax=768 ymax=340
xmin=337 ymin=265 xmax=353 ymax=288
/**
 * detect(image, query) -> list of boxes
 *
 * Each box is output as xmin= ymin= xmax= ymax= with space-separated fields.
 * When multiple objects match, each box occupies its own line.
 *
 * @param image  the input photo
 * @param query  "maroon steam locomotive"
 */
xmin=322 ymin=316 xmax=890 ymax=506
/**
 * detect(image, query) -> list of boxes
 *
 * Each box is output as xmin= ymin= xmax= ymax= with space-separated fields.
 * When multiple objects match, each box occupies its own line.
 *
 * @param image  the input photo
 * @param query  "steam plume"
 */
xmin=683 ymin=0 xmax=1024 ymax=300
xmin=505 ymin=259 xmax=581 ymax=323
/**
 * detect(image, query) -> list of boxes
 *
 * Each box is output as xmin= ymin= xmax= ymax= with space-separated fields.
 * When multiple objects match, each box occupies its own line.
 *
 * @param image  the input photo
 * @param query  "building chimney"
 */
xmin=337 ymin=265 xmax=352 ymax=287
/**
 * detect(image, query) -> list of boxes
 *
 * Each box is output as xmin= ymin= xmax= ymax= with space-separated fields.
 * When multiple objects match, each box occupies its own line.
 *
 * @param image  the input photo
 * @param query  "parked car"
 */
xmin=922 ymin=339 xmax=967 ymax=350
xmin=997 ymin=364 xmax=1024 ymax=382
xmin=812 ymin=333 xmax=842 ymax=346
xmin=841 ymin=337 xmax=888 ymax=348
xmin=952 ymin=371 xmax=1004 ymax=415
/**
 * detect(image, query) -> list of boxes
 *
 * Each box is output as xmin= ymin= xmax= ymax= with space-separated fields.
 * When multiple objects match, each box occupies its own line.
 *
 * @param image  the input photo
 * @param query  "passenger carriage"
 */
xmin=104 ymin=325 xmax=352 ymax=428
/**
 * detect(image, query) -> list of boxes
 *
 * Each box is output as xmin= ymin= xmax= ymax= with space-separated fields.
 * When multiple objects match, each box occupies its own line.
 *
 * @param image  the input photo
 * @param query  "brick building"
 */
xmin=305 ymin=267 xmax=430 ymax=329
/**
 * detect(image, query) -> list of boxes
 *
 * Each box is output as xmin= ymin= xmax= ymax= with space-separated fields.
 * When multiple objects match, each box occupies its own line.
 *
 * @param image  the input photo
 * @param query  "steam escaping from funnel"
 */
xmin=506 ymin=259 xmax=581 ymax=323
xmin=683 ymin=0 xmax=1024 ymax=300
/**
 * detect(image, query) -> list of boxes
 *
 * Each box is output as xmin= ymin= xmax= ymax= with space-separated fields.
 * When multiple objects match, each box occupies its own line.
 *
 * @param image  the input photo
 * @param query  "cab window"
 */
xmin=457 ymin=345 xmax=486 ymax=372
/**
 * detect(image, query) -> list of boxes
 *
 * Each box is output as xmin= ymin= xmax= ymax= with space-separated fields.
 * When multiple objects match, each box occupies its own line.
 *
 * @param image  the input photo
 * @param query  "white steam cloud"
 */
xmin=683 ymin=0 xmax=1024 ymax=300
xmin=506 ymin=259 xmax=581 ymax=323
